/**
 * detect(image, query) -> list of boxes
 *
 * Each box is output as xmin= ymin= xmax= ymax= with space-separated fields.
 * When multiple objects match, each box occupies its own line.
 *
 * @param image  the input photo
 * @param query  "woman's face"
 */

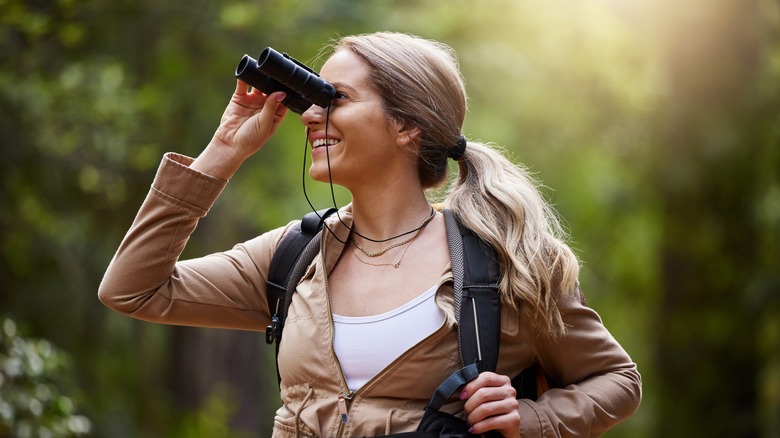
xmin=301 ymin=50 xmax=416 ymax=191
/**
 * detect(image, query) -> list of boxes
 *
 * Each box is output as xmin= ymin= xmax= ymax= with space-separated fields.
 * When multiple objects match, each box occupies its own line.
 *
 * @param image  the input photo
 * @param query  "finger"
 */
xmin=468 ymin=411 xmax=521 ymax=437
xmin=461 ymin=372 xmax=512 ymax=403
xmin=464 ymin=385 xmax=518 ymax=419
xmin=466 ymin=392 xmax=519 ymax=422
xmin=274 ymin=98 xmax=289 ymax=119
xmin=235 ymin=79 xmax=250 ymax=96
xmin=254 ymin=91 xmax=287 ymax=134
xmin=264 ymin=91 xmax=286 ymax=115
xmin=464 ymin=380 xmax=520 ymax=436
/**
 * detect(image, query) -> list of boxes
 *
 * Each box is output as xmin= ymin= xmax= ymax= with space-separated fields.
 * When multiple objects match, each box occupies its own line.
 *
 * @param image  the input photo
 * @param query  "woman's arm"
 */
xmin=98 ymin=81 xmax=292 ymax=330
xmin=98 ymin=153 xmax=293 ymax=330
xmin=462 ymin=288 xmax=641 ymax=437
xmin=519 ymin=289 xmax=641 ymax=436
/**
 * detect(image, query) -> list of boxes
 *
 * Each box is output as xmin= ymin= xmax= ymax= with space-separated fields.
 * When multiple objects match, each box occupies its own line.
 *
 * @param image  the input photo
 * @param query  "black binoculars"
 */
xmin=235 ymin=48 xmax=336 ymax=114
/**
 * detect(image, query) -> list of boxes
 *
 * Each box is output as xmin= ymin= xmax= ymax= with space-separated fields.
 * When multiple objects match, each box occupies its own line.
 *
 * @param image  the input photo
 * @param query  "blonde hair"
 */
xmin=335 ymin=32 xmax=579 ymax=338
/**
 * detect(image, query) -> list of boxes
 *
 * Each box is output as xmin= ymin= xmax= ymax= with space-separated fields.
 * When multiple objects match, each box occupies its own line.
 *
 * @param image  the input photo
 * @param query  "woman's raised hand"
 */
xmin=461 ymin=372 xmax=521 ymax=437
xmin=191 ymin=80 xmax=289 ymax=180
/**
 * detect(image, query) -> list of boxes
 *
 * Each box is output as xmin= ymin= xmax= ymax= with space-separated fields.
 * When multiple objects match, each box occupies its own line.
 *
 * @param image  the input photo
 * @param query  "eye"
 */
xmin=334 ymin=91 xmax=349 ymax=100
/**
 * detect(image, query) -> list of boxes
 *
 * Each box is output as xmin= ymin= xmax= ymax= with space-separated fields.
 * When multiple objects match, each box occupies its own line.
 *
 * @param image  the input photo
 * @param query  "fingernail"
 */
xmin=468 ymin=427 xmax=474 ymax=433
xmin=275 ymin=93 xmax=286 ymax=102
xmin=459 ymin=391 xmax=468 ymax=400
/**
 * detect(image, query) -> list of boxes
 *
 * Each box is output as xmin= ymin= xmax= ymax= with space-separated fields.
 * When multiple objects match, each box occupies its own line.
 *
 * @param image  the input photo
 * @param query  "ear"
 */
xmin=394 ymin=122 xmax=422 ymax=148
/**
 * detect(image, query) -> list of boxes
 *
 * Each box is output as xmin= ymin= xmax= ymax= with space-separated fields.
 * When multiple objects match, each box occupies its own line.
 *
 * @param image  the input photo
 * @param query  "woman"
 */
xmin=99 ymin=32 xmax=641 ymax=437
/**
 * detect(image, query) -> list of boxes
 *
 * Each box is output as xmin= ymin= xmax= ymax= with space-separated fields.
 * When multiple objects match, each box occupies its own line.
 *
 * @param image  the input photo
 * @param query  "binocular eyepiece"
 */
xmin=235 ymin=48 xmax=336 ymax=114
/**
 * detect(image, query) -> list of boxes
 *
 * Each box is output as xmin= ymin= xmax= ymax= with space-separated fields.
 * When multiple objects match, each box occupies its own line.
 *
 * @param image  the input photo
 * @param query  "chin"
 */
xmin=309 ymin=164 xmax=337 ymax=184
xmin=309 ymin=166 xmax=355 ymax=193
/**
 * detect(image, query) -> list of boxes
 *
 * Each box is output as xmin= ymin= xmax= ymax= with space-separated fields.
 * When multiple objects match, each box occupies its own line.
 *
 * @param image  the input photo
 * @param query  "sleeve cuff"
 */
xmin=151 ymin=152 xmax=228 ymax=213
xmin=519 ymin=399 xmax=544 ymax=437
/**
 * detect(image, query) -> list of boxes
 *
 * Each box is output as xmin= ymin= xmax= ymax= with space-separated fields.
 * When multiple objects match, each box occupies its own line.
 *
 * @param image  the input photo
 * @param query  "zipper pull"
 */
xmin=338 ymin=392 xmax=351 ymax=423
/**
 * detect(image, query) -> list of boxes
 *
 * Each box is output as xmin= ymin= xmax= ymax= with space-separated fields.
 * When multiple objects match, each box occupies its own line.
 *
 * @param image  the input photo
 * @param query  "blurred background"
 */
xmin=1 ymin=0 xmax=779 ymax=436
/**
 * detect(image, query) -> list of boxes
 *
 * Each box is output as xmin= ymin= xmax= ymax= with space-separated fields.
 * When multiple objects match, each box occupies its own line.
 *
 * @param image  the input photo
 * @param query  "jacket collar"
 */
xmin=320 ymin=205 xmax=353 ymax=275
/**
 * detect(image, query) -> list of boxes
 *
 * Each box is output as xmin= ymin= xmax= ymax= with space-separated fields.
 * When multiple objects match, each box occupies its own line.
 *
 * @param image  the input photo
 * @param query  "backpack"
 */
xmin=264 ymin=208 xmax=545 ymax=437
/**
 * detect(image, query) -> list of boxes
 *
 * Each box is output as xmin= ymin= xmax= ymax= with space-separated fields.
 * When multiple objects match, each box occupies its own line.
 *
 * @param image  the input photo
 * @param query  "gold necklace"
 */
xmin=351 ymin=208 xmax=436 ymax=258
xmin=351 ymin=234 xmax=417 ymax=268
xmin=352 ymin=234 xmax=417 ymax=257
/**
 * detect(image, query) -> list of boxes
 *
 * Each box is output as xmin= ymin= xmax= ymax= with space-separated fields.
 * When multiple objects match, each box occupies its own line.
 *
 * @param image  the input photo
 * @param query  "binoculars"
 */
xmin=235 ymin=48 xmax=336 ymax=114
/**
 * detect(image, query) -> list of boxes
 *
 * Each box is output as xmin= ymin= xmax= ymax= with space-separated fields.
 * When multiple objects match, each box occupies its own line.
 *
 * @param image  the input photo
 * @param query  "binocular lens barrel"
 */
xmin=235 ymin=55 xmax=312 ymax=114
xmin=234 ymin=48 xmax=336 ymax=115
xmin=256 ymin=48 xmax=336 ymax=108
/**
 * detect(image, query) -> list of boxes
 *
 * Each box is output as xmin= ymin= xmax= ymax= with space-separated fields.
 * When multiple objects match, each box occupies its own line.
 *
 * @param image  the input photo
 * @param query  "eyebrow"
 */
xmin=329 ymin=82 xmax=358 ymax=93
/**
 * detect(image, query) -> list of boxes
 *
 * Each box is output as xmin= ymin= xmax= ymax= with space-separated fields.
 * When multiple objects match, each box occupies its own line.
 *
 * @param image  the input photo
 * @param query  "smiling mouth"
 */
xmin=312 ymin=138 xmax=341 ymax=149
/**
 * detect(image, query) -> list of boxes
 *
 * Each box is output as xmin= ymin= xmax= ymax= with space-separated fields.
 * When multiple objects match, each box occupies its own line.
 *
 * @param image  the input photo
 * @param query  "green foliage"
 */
xmin=0 ymin=317 xmax=91 ymax=437
xmin=172 ymin=386 xmax=251 ymax=438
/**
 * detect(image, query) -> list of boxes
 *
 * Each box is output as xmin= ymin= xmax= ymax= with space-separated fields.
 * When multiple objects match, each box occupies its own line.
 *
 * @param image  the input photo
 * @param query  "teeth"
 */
xmin=312 ymin=138 xmax=340 ymax=148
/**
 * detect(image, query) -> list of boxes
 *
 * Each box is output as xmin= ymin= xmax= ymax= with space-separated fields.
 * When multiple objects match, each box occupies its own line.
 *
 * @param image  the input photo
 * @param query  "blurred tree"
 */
xmin=0 ymin=316 xmax=91 ymax=437
xmin=647 ymin=0 xmax=780 ymax=435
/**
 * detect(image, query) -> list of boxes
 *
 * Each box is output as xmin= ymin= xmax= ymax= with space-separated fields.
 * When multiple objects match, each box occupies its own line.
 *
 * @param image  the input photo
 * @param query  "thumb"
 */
xmin=268 ymin=91 xmax=287 ymax=107
xmin=255 ymin=91 xmax=288 ymax=133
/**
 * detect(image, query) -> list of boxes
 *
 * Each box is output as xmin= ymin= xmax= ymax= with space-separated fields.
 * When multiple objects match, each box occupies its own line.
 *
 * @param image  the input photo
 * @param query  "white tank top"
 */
xmin=332 ymin=285 xmax=444 ymax=391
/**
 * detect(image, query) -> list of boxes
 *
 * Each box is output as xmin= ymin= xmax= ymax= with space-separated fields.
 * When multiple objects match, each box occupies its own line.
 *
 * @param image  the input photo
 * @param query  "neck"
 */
xmin=349 ymin=190 xmax=432 ymax=242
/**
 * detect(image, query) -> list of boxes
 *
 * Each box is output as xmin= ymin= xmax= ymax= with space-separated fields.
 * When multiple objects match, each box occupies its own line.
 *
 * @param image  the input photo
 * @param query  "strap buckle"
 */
xmin=266 ymin=315 xmax=281 ymax=344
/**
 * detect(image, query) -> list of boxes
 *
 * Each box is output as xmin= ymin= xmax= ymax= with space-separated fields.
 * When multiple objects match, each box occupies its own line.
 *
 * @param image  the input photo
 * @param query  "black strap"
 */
xmin=425 ymin=363 xmax=480 ymax=412
xmin=512 ymin=364 xmax=539 ymax=400
xmin=409 ymin=364 xmax=500 ymax=437
xmin=445 ymin=211 xmax=541 ymax=403
xmin=458 ymin=223 xmax=501 ymax=373
xmin=265 ymin=208 xmax=336 ymax=385
xmin=265 ymin=208 xmax=336 ymax=345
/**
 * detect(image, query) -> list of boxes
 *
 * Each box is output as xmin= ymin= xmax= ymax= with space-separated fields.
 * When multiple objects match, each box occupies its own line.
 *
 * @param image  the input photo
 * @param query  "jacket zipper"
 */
xmin=325 ymin=279 xmax=355 ymax=438
xmin=325 ymin=275 xmax=454 ymax=437
xmin=336 ymin=391 xmax=354 ymax=437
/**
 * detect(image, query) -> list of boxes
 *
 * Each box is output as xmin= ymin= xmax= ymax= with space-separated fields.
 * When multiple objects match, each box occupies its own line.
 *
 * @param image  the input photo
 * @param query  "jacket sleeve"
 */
xmin=517 ymin=289 xmax=642 ymax=437
xmin=98 ymin=152 xmax=292 ymax=331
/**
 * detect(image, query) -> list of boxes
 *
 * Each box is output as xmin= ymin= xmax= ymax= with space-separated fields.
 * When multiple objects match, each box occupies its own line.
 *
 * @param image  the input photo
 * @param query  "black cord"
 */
xmin=301 ymin=120 xmax=348 ymax=245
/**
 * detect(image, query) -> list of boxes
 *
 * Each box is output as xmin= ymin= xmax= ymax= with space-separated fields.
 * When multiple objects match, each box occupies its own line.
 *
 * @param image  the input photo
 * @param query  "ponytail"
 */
xmin=334 ymin=32 xmax=579 ymax=338
xmin=445 ymin=141 xmax=580 ymax=339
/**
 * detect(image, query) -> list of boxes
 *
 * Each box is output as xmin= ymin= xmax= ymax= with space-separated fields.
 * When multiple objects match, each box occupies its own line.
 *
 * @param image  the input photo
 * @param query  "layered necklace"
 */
xmin=350 ymin=207 xmax=436 ymax=268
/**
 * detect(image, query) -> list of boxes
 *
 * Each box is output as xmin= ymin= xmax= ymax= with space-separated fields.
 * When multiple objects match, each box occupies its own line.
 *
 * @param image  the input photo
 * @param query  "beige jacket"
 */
xmin=99 ymin=153 xmax=641 ymax=437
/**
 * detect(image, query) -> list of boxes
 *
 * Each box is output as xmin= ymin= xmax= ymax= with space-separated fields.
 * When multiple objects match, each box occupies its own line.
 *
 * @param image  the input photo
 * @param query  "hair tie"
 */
xmin=449 ymin=135 xmax=467 ymax=161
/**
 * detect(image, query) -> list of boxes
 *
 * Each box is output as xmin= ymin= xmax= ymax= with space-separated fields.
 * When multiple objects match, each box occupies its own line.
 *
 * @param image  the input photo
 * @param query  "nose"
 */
xmin=301 ymin=104 xmax=327 ymax=127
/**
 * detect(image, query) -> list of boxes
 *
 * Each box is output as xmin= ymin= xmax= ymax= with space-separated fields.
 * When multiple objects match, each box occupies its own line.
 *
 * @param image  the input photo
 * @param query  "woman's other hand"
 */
xmin=192 ymin=80 xmax=289 ymax=179
xmin=461 ymin=372 xmax=521 ymax=437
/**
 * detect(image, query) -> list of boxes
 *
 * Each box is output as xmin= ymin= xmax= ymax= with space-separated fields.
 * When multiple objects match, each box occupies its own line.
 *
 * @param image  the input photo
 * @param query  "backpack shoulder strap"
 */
xmin=442 ymin=209 xmax=501 ymax=372
xmin=442 ymin=209 xmax=541 ymax=401
xmin=265 ymin=208 xmax=337 ymax=345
